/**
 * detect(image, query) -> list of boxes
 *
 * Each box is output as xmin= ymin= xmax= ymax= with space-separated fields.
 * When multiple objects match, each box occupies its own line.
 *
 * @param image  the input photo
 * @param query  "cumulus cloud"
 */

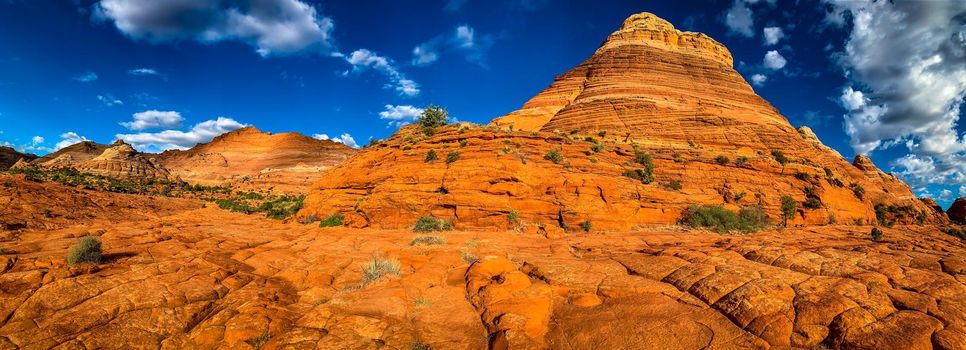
xmin=342 ymin=49 xmax=420 ymax=96
xmin=763 ymin=50 xmax=787 ymax=70
xmin=378 ymin=104 xmax=423 ymax=127
xmin=74 ymin=71 xmax=98 ymax=82
xmin=55 ymin=132 xmax=90 ymax=150
xmin=750 ymin=73 xmax=767 ymax=86
xmin=724 ymin=0 xmax=755 ymax=37
xmin=763 ymin=26 xmax=784 ymax=45
xmin=116 ymin=117 xmax=248 ymax=151
xmin=825 ymin=0 xmax=966 ymax=188
xmin=97 ymin=94 xmax=124 ymax=107
xmin=31 ymin=136 xmax=44 ymax=144
xmin=95 ymin=0 xmax=336 ymax=56
xmin=313 ymin=133 xmax=358 ymax=148
xmin=411 ymin=24 xmax=495 ymax=67
xmin=128 ymin=68 xmax=159 ymax=76
xmin=120 ymin=110 xmax=184 ymax=130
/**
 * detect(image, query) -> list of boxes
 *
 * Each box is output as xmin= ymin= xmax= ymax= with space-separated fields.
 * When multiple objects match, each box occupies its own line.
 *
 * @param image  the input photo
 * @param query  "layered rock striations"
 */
xmin=299 ymin=12 xmax=938 ymax=231
xmin=159 ymin=127 xmax=356 ymax=193
xmin=14 ymin=140 xmax=175 ymax=182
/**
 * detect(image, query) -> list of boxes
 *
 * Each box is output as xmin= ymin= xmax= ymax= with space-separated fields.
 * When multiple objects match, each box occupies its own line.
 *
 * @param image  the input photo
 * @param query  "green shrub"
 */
xmin=851 ymin=184 xmax=865 ymax=200
xmin=544 ymin=148 xmax=564 ymax=164
xmin=411 ymin=342 xmax=432 ymax=350
xmin=445 ymin=151 xmax=460 ymax=164
xmin=771 ymin=150 xmax=789 ymax=165
xmin=590 ymin=142 xmax=604 ymax=153
xmin=870 ymin=227 xmax=883 ymax=241
xmin=319 ymin=214 xmax=344 ymax=227
xmin=715 ymin=155 xmax=730 ymax=165
xmin=683 ymin=205 xmax=767 ymax=233
xmin=459 ymin=139 xmax=468 ymax=147
xmin=735 ymin=156 xmax=749 ymax=167
xmin=507 ymin=210 xmax=520 ymax=224
xmin=667 ymin=180 xmax=682 ymax=191
xmin=673 ymin=153 xmax=684 ymax=163
xmin=300 ymin=214 xmax=319 ymax=224
xmin=258 ymin=195 xmax=305 ymax=219
xmin=411 ymin=236 xmax=446 ymax=246
xmin=737 ymin=206 xmax=769 ymax=231
xmin=413 ymin=216 xmax=452 ymax=232
xmin=734 ymin=192 xmax=746 ymax=203
xmin=598 ymin=130 xmax=607 ymax=137
xmin=425 ymin=150 xmax=438 ymax=163
xmin=361 ymin=256 xmax=400 ymax=285
xmin=215 ymin=198 xmax=257 ymax=214
xmin=633 ymin=150 xmax=655 ymax=184
xmin=580 ymin=220 xmax=592 ymax=232
xmin=418 ymin=105 xmax=448 ymax=135
xmin=67 ymin=236 xmax=102 ymax=265
xmin=780 ymin=195 xmax=797 ymax=226
xmin=803 ymin=196 xmax=822 ymax=209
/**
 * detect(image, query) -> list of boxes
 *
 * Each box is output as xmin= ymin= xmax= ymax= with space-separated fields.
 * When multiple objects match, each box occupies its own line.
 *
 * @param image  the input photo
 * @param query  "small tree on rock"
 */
xmin=780 ymin=195 xmax=797 ymax=227
xmin=418 ymin=105 xmax=449 ymax=135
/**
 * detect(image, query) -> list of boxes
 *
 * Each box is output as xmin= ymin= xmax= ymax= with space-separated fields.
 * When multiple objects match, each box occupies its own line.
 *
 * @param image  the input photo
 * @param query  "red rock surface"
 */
xmin=299 ymin=12 xmax=937 ymax=231
xmin=0 ymin=147 xmax=36 ymax=171
xmin=949 ymin=198 xmax=966 ymax=224
xmin=27 ymin=141 xmax=108 ymax=168
xmin=160 ymin=127 xmax=356 ymax=193
xmin=15 ymin=141 xmax=176 ymax=183
xmin=0 ymin=199 xmax=963 ymax=349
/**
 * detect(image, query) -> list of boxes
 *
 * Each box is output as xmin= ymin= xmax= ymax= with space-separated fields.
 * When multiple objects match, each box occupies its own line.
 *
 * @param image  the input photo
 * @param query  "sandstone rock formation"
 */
xmin=160 ymin=127 xmax=356 ymax=193
xmin=18 ymin=140 xmax=176 ymax=183
xmin=0 ymin=146 xmax=36 ymax=170
xmin=299 ymin=12 xmax=937 ymax=231
xmin=0 ymin=195 xmax=963 ymax=349
xmin=949 ymin=198 xmax=966 ymax=224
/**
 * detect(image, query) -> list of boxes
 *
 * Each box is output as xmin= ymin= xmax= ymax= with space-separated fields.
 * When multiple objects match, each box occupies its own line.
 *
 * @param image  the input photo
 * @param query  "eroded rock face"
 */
xmin=160 ymin=127 xmax=356 ymax=193
xmin=949 ymin=198 xmax=966 ymax=224
xmin=0 ymin=190 xmax=963 ymax=349
xmin=30 ymin=141 xmax=108 ymax=167
xmin=0 ymin=147 xmax=37 ymax=170
xmin=17 ymin=141 xmax=176 ymax=183
xmin=300 ymin=12 xmax=938 ymax=230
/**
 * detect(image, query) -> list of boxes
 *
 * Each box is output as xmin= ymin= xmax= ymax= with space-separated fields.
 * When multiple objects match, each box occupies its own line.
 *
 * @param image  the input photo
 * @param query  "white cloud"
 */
xmin=343 ymin=49 xmax=420 ymax=97
xmin=724 ymin=0 xmax=755 ymax=37
xmin=750 ymin=73 xmax=767 ymax=86
xmin=763 ymin=26 xmax=784 ymax=45
xmin=95 ymin=0 xmax=336 ymax=57
xmin=960 ymin=185 xmax=966 ymax=198
xmin=763 ymin=50 xmax=787 ymax=70
xmin=120 ymin=110 xmax=184 ymax=130
xmin=31 ymin=136 xmax=44 ymax=144
xmin=378 ymin=104 xmax=423 ymax=127
xmin=411 ymin=24 xmax=495 ymax=67
xmin=116 ymin=117 xmax=248 ymax=151
xmin=839 ymin=87 xmax=867 ymax=111
xmin=74 ymin=71 xmax=98 ymax=82
xmin=55 ymin=132 xmax=89 ymax=150
xmin=313 ymin=133 xmax=359 ymax=148
xmin=97 ymin=94 xmax=124 ymax=107
xmin=827 ymin=0 xmax=966 ymax=188
xmin=939 ymin=189 xmax=954 ymax=202
xmin=128 ymin=68 xmax=159 ymax=76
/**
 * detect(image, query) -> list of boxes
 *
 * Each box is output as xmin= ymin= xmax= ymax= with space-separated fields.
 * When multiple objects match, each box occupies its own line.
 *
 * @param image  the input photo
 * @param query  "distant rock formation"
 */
xmin=299 ymin=12 xmax=940 ymax=231
xmin=18 ymin=140 xmax=176 ymax=182
xmin=159 ymin=127 xmax=357 ymax=193
xmin=948 ymin=198 xmax=966 ymax=224
xmin=0 ymin=146 xmax=37 ymax=170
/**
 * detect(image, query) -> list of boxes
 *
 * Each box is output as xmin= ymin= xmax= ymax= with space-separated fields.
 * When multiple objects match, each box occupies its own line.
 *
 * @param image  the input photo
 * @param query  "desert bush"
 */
xmin=425 ymin=150 xmax=438 ymax=162
xmin=737 ymin=206 xmax=769 ymax=231
xmin=666 ymin=180 xmax=682 ymax=191
xmin=300 ymin=214 xmax=319 ymax=224
xmin=258 ymin=195 xmax=305 ymax=219
xmin=361 ymin=256 xmax=400 ymax=285
xmin=941 ymin=227 xmax=965 ymax=240
xmin=780 ymin=195 xmax=797 ymax=226
xmin=734 ymin=192 xmax=746 ymax=202
xmin=418 ymin=105 xmax=448 ymax=135
xmin=683 ymin=205 xmax=767 ymax=233
xmin=735 ymin=156 xmax=749 ymax=167
xmin=803 ymin=196 xmax=822 ymax=209
xmin=673 ymin=153 xmax=684 ymax=163
xmin=411 ymin=236 xmax=446 ymax=246
xmin=413 ymin=216 xmax=452 ymax=232
xmin=715 ymin=155 xmax=730 ymax=165
xmin=544 ymin=148 xmax=564 ymax=164
xmin=590 ymin=142 xmax=604 ymax=153
xmin=445 ymin=151 xmax=460 ymax=164
xmin=459 ymin=139 xmax=468 ymax=147
xmin=580 ymin=220 xmax=592 ymax=232
xmin=215 ymin=198 xmax=257 ymax=214
xmin=771 ymin=150 xmax=789 ymax=165
xmin=67 ymin=236 xmax=102 ymax=265
xmin=507 ymin=210 xmax=520 ymax=224
xmin=851 ymin=184 xmax=865 ymax=200
xmin=319 ymin=214 xmax=344 ymax=227
xmin=870 ymin=227 xmax=883 ymax=241
xmin=411 ymin=342 xmax=432 ymax=350
xmin=633 ymin=149 xmax=655 ymax=184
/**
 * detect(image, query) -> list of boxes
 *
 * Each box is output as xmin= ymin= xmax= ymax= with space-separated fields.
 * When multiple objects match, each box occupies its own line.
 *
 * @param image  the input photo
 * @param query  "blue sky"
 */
xmin=0 ymin=0 xmax=963 ymax=207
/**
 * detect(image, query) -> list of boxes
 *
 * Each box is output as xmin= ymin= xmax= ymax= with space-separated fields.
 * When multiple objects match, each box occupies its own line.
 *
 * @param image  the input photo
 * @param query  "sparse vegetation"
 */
xmin=780 ymin=195 xmax=797 ymax=226
xmin=413 ymin=216 xmax=452 ymax=232
xmin=460 ymin=249 xmax=479 ymax=264
xmin=735 ymin=156 xmax=749 ymax=167
xmin=771 ymin=150 xmax=789 ymax=166
xmin=715 ymin=155 xmax=730 ymax=165
xmin=215 ymin=194 xmax=305 ymax=219
xmin=544 ymin=148 xmax=564 ymax=164
xmin=319 ymin=214 xmax=344 ymax=227
xmin=459 ymin=139 xmax=468 ymax=147
xmin=300 ymin=214 xmax=319 ymax=224
xmin=682 ymin=205 xmax=768 ymax=233
xmin=941 ymin=227 xmax=966 ymax=240
xmin=418 ymin=105 xmax=449 ymax=136
xmin=411 ymin=236 xmax=446 ymax=246
xmin=580 ymin=220 xmax=592 ymax=232
xmin=590 ymin=142 xmax=604 ymax=153
xmin=411 ymin=342 xmax=432 ymax=350
xmin=67 ymin=236 xmax=102 ymax=265
xmin=666 ymin=180 xmax=682 ymax=191
xmin=361 ymin=255 xmax=401 ymax=286
xmin=507 ymin=210 xmax=520 ymax=224
xmin=673 ymin=153 xmax=684 ymax=163
xmin=425 ymin=150 xmax=438 ymax=163
xmin=851 ymin=184 xmax=866 ymax=200
xmin=630 ymin=147 xmax=655 ymax=184
xmin=445 ymin=151 xmax=460 ymax=164
xmin=870 ymin=227 xmax=883 ymax=242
